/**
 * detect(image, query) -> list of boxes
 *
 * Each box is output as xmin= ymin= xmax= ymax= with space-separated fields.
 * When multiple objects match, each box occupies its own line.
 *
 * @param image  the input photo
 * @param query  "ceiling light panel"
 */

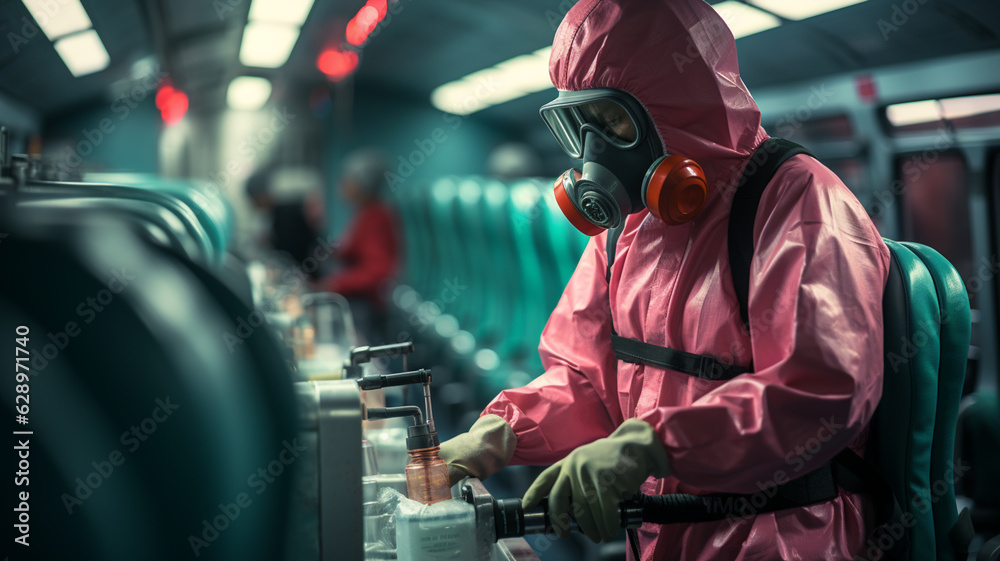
xmin=227 ymin=76 xmax=273 ymax=111
xmin=22 ymin=0 xmax=92 ymax=40
xmin=747 ymin=0 xmax=867 ymax=20
xmin=248 ymin=0 xmax=315 ymax=26
xmin=53 ymin=29 xmax=110 ymax=77
xmin=239 ymin=22 xmax=299 ymax=68
xmin=885 ymin=100 xmax=942 ymax=127
xmin=430 ymin=47 xmax=554 ymax=115
xmin=711 ymin=1 xmax=781 ymax=39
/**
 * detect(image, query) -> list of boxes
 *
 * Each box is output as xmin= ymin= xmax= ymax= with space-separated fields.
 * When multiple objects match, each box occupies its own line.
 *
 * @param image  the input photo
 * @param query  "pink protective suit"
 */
xmin=483 ymin=0 xmax=891 ymax=559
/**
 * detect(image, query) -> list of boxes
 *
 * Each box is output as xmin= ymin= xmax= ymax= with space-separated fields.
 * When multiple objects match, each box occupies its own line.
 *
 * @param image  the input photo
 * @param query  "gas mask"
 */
xmin=540 ymin=88 xmax=708 ymax=235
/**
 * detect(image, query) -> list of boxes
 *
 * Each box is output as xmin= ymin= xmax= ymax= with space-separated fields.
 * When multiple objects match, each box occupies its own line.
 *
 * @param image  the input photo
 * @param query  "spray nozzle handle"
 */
xmin=350 ymin=342 xmax=415 ymax=366
xmin=357 ymin=368 xmax=432 ymax=390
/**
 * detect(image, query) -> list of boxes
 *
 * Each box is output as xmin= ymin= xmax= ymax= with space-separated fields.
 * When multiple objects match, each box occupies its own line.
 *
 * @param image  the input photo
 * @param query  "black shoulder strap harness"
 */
xmin=606 ymin=137 xmax=811 ymax=371
xmin=611 ymin=138 xmax=905 ymax=560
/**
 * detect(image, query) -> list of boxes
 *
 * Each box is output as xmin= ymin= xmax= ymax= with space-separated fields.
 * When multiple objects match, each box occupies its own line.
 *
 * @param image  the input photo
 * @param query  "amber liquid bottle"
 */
xmin=404 ymin=446 xmax=451 ymax=505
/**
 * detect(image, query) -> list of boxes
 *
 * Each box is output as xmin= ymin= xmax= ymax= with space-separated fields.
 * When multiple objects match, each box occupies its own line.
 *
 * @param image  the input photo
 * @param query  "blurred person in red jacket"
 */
xmin=319 ymin=148 xmax=400 ymax=342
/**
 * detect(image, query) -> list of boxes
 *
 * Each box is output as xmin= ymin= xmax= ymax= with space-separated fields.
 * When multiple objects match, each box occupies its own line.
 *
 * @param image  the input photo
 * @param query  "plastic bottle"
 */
xmin=404 ymin=446 xmax=451 ymax=505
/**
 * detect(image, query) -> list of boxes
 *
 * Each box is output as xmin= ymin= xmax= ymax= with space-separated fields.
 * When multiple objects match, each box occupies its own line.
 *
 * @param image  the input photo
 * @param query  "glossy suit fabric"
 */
xmin=483 ymin=0 xmax=891 ymax=558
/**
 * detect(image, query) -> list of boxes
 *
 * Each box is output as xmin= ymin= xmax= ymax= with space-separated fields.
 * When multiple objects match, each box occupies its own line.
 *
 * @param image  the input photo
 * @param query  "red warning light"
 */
xmin=345 ymin=19 xmax=365 ymax=46
xmin=317 ymin=49 xmax=359 ymax=80
xmin=346 ymin=5 xmax=380 ymax=46
xmin=336 ymin=0 xmax=387 ymax=73
xmin=155 ymin=85 xmax=175 ymax=110
xmin=855 ymin=74 xmax=878 ymax=104
xmin=366 ymin=0 xmax=387 ymax=20
xmin=160 ymin=90 xmax=188 ymax=125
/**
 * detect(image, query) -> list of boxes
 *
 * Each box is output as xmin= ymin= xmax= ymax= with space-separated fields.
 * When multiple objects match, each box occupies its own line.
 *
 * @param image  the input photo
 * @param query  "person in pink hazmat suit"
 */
xmin=439 ymin=0 xmax=890 ymax=559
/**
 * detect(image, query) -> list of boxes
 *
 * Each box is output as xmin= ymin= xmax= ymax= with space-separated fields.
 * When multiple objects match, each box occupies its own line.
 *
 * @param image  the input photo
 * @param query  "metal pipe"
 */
xmin=521 ymin=511 xmax=548 ymax=535
xmin=423 ymin=380 xmax=435 ymax=433
xmin=364 ymin=405 xmax=424 ymax=426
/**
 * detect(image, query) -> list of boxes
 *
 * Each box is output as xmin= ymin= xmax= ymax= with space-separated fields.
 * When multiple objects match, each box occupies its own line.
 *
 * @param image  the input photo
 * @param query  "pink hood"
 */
xmin=549 ymin=0 xmax=768 ymax=193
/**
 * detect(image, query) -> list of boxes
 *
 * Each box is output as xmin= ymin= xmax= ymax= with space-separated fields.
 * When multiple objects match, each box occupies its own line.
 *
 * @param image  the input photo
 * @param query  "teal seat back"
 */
xmin=874 ymin=239 xmax=971 ymax=561
xmin=901 ymin=242 xmax=972 ymax=561
xmin=958 ymin=391 xmax=1000 ymax=507
xmin=389 ymin=182 xmax=420 ymax=289
xmin=396 ymin=180 xmax=436 ymax=298
xmin=532 ymin=181 xmax=587 ymax=311
xmin=479 ymin=179 xmax=521 ymax=349
xmin=143 ymin=178 xmax=232 ymax=262
xmin=508 ymin=179 xmax=550 ymax=372
xmin=429 ymin=177 xmax=471 ymax=324
xmin=21 ymin=179 xmax=218 ymax=265
xmin=1 ymin=218 xmax=297 ymax=561
xmin=86 ymin=174 xmax=233 ymax=265
xmin=456 ymin=178 xmax=504 ymax=343
xmin=411 ymin=179 xmax=450 ymax=300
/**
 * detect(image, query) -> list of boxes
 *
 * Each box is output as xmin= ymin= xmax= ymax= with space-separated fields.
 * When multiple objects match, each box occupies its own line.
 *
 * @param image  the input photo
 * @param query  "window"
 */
xmin=824 ymin=157 xmax=866 ymax=194
xmin=897 ymin=151 xmax=976 ymax=304
xmin=885 ymin=94 xmax=1000 ymax=135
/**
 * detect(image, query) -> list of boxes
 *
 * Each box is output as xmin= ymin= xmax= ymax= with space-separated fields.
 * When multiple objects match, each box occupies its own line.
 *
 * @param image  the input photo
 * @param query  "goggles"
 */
xmin=539 ymin=88 xmax=652 ymax=159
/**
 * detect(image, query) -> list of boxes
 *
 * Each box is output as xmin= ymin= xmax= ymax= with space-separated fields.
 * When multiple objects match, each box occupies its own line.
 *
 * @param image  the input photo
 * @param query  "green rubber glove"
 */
xmin=438 ymin=414 xmax=517 ymax=486
xmin=522 ymin=418 xmax=671 ymax=543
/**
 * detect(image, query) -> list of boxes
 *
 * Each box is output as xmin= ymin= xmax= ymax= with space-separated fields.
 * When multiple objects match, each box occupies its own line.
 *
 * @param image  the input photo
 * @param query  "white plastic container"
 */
xmin=395 ymin=496 xmax=476 ymax=561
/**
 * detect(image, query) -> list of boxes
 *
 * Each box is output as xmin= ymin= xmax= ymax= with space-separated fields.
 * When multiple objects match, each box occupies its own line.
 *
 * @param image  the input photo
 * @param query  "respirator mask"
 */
xmin=540 ymin=88 xmax=708 ymax=235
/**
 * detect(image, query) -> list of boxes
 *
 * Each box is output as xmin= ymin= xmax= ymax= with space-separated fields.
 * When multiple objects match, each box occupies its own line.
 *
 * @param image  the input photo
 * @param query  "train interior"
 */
xmin=2 ymin=0 xmax=1000 ymax=560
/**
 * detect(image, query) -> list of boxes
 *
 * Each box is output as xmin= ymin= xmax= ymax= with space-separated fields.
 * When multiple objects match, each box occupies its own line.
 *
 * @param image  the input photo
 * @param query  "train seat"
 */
xmin=957 ymin=391 xmax=1000 ymax=538
xmin=17 ymin=179 xmax=218 ymax=264
xmin=388 ymin=176 xmax=591 ymax=409
xmin=86 ymin=174 xmax=234 ymax=261
xmin=19 ymin=197 xmax=203 ymax=262
xmin=0 ymin=215 xmax=298 ymax=561
xmin=868 ymin=240 xmax=974 ymax=561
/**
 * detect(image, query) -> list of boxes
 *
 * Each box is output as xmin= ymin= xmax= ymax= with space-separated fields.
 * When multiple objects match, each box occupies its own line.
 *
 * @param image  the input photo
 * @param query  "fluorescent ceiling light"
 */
xmin=459 ymin=68 xmax=522 ymax=107
xmin=239 ymin=22 xmax=299 ymax=68
xmin=430 ymin=47 xmax=554 ymax=115
xmin=227 ymin=76 xmax=272 ymax=111
xmin=711 ymin=1 xmax=781 ymax=39
xmin=53 ymin=29 xmax=110 ymax=77
xmin=886 ymin=100 xmax=942 ymax=127
xmin=23 ymin=0 xmax=92 ymax=40
xmin=248 ymin=0 xmax=314 ymax=26
xmin=431 ymin=81 xmax=487 ymax=116
xmin=940 ymin=94 xmax=1000 ymax=120
xmin=531 ymin=46 xmax=552 ymax=59
xmin=493 ymin=52 xmax=555 ymax=93
xmin=746 ymin=0 xmax=867 ymax=20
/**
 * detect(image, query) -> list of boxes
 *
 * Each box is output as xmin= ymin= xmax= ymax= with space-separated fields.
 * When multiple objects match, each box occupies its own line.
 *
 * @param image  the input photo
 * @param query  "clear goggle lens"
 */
xmin=540 ymin=97 xmax=640 ymax=159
